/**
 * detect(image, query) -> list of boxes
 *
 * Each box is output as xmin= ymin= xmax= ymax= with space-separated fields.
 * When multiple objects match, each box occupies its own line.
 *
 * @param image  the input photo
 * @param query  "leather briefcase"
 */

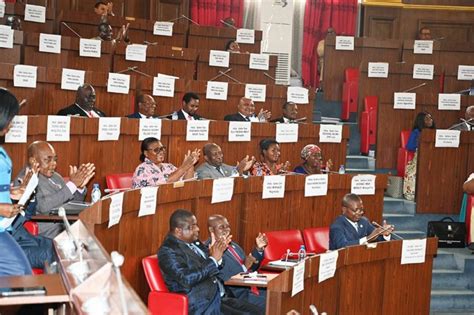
xmin=427 ymin=217 xmax=466 ymax=248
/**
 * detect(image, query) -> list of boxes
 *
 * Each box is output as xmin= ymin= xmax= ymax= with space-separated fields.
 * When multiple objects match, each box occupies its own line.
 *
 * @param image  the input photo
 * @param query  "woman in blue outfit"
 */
xmin=0 ymin=88 xmax=32 ymax=276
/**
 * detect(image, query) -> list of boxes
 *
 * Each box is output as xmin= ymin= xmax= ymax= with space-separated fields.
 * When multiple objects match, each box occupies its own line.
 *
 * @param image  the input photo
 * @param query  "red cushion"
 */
xmin=344 ymin=68 xmax=359 ymax=82
xmin=142 ymin=255 xmax=169 ymax=292
xmin=360 ymin=111 xmax=370 ymax=155
xmin=467 ymin=195 xmax=473 ymax=244
xmin=106 ymin=173 xmax=133 ymax=190
xmin=23 ymin=221 xmax=39 ymax=236
xmin=400 ymin=130 xmax=412 ymax=148
xmin=148 ymin=291 xmax=188 ymax=315
xmin=32 ymin=268 xmax=43 ymax=275
xmin=262 ymin=230 xmax=304 ymax=266
xmin=303 ymin=227 xmax=329 ymax=254
xmin=397 ymin=130 xmax=415 ymax=176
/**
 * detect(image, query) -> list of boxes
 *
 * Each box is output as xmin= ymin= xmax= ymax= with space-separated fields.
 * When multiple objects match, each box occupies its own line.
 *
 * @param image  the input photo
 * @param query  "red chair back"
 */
xmin=23 ymin=221 xmax=39 ymax=236
xmin=467 ymin=195 xmax=473 ymax=244
xmin=106 ymin=173 xmax=133 ymax=190
xmin=400 ymin=130 xmax=412 ymax=148
xmin=397 ymin=130 xmax=415 ymax=176
xmin=142 ymin=255 xmax=169 ymax=292
xmin=360 ymin=111 xmax=370 ymax=155
xmin=262 ymin=230 xmax=304 ymax=266
xmin=303 ymin=227 xmax=329 ymax=254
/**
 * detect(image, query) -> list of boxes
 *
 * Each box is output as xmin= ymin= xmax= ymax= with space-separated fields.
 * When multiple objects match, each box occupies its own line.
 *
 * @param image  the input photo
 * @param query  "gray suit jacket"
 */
xmin=195 ymin=162 xmax=236 ymax=180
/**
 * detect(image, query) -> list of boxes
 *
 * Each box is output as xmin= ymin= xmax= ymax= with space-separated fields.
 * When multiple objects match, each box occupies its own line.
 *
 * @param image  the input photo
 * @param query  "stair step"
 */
xmin=383 ymin=197 xmax=416 ymax=215
xmin=430 ymin=289 xmax=474 ymax=311
xmin=433 ymin=253 xmax=461 ymax=270
xmin=346 ymin=155 xmax=375 ymax=170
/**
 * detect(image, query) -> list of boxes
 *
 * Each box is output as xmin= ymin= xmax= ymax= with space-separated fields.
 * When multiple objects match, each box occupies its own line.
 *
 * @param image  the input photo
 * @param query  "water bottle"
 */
xmin=91 ymin=183 xmax=101 ymax=203
xmin=338 ymin=165 xmax=345 ymax=174
xmin=298 ymin=245 xmax=306 ymax=261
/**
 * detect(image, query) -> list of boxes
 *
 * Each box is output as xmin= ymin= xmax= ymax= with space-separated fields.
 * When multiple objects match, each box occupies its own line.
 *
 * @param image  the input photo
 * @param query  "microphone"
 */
xmin=61 ymin=22 xmax=82 ymax=38
xmin=309 ymin=305 xmax=319 ymax=315
xmin=371 ymin=221 xmax=403 ymax=240
xmin=111 ymin=251 xmax=129 ymax=315
xmin=168 ymin=15 xmax=199 ymax=25
xmin=402 ymin=82 xmax=427 ymax=93
xmin=219 ymin=19 xmax=237 ymax=29
xmin=58 ymin=207 xmax=84 ymax=261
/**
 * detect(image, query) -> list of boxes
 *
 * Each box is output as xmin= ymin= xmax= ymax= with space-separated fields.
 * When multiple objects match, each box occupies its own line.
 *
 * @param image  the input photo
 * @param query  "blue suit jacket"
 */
xmin=158 ymin=234 xmax=221 ymax=315
xmin=329 ymin=215 xmax=383 ymax=250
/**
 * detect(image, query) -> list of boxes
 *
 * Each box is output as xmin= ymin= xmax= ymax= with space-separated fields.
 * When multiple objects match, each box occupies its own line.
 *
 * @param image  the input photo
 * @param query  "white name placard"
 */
xmin=209 ymin=50 xmax=230 ymax=68
xmin=319 ymin=250 xmax=338 ymax=283
xmin=5 ymin=116 xmax=28 ymax=143
xmin=413 ymin=64 xmax=434 ymax=80
xmin=335 ymin=36 xmax=354 ymax=51
xmin=304 ymin=174 xmax=328 ymax=197
xmin=206 ymin=81 xmax=228 ymax=100
xmin=413 ymin=40 xmax=433 ymax=54
xmin=139 ymin=118 xmax=162 ymax=141
xmin=351 ymin=174 xmax=376 ymax=195
xmin=39 ymin=33 xmax=61 ymax=54
xmin=291 ymin=261 xmax=305 ymax=297
xmin=125 ymin=44 xmax=147 ymax=62
xmin=98 ymin=117 xmax=121 ymax=141
xmin=79 ymin=38 xmax=101 ymax=58
xmin=435 ymin=129 xmax=460 ymax=148
xmin=457 ymin=65 xmax=474 ymax=81
xmin=368 ymin=62 xmax=389 ymax=78
xmin=401 ymin=239 xmax=427 ymax=265
xmin=46 ymin=116 xmax=71 ymax=142
xmin=107 ymin=73 xmax=130 ymax=94
xmin=0 ymin=26 xmax=14 ymax=49
xmin=61 ymin=68 xmax=85 ymax=91
xmin=393 ymin=92 xmax=416 ymax=110
xmin=287 ymin=87 xmax=309 ymax=104
xmin=262 ymin=175 xmax=286 ymax=199
xmin=0 ymin=2 xmax=5 ymax=18
xmin=276 ymin=123 xmax=298 ymax=143
xmin=108 ymin=192 xmax=124 ymax=228
xmin=13 ymin=65 xmax=37 ymax=88
xmin=245 ymin=84 xmax=266 ymax=102
xmin=438 ymin=94 xmax=461 ymax=111
xmin=211 ymin=177 xmax=235 ymax=204
xmin=319 ymin=124 xmax=343 ymax=143
xmin=249 ymin=53 xmax=269 ymax=70
xmin=153 ymin=21 xmax=173 ymax=36
xmin=236 ymin=28 xmax=255 ymax=44
xmin=157 ymin=73 xmax=179 ymax=80
xmin=153 ymin=76 xmax=175 ymax=97
xmin=24 ymin=4 xmax=46 ymax=23
xmin=228 ymin=121 xmax=251 ymax=142
xmin=186 ymin=120 xmax=210 ymax=141
xmin=138 ymin=187 xmax=158 ymax=217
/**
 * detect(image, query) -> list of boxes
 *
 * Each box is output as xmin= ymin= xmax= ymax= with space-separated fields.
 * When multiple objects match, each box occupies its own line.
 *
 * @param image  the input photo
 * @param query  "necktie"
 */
xmin=216 ymin=166 xmax=224 ymax=176
xmin=244 ymin=116 xmax=250 ymax=122
xmin=227 ymin=245 xmax=260 ymax=296
xmin=189 ymin=243 xmax=205 ymax=259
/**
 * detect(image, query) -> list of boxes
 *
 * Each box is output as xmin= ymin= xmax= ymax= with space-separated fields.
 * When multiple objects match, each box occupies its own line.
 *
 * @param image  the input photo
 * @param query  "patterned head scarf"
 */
xmin=300 ymin=144 xmax=321 ymax=160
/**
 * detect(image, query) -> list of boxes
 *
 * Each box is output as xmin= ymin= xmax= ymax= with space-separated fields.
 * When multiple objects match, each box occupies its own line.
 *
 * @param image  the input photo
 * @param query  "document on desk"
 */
xmin=268 ymin=260 xmax=298 ymax=268
xmin=291 ymin=261 xmax=305 ymax=297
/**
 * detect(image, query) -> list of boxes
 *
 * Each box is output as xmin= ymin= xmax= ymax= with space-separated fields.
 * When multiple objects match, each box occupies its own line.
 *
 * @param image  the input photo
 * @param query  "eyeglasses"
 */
xmin=147 ymin=146 xmax=166 ymax=154
xmin=346 ymin=206 xmax=365 ymax=214
xmin=181 ymin=223 xmax=198 ymax=231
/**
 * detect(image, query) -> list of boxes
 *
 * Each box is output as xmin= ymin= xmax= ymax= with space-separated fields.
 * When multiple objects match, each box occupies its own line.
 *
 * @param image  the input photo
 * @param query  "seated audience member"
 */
xmin=132 ymin=137 xmax=200 ymax=188
xmin=94 ymin=1 xmax=108 ymax=15
xmin=167 ymin=92 xmax=204 ymax=120
xmin=57 ymin=84 xmax=107 ymax=117
xmin=225 ymin=40 xmax=241 ymax=53
xmin=464 ymin=173 xmax=474 ymax=194
xmin=403 ymin=112 xmax=435 ymax=201
xmin=224 ymin=97 xmax=271 ymax=122
xmin=19 ymin=141 xmax=95 ymax=238
xmin=206 ymin=214 xmax=267 ymax=313
xmin=450 ymin=106 xmax=474 ymax=131
xmin=417 ymin=27 xmax=432 ymax=40
xmin=196 ymin=143 xmax=255 ymax=179
xmin=270 ymin=101 xmax=302 ymax=123
xmin=158 ymin=209 xmax=262 ymax=314
xmin=294 ymin=144 xmax=332 ymax=175
xmin=0 ymin=88 xmax=32 ymax=276
xmin=128 ymin=94 xmax=157 ymax=119
xmin=5 ymin=16 xmax=22 ymax=31
xmin=329 ymin=193 xmax=394 ymax=250
xmin=93 ymin=22 xmax=130 ymax=43
xmin=316 ymin=27 xmax=335 ymax=86
xmin=250 ymin=139 xmax=290 ymax=176
xmin=222 ymin=16 xmax=236 ymax=28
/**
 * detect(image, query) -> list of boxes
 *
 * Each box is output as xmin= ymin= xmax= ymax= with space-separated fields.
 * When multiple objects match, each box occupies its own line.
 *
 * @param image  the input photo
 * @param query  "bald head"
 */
xmin=466 ymin=106 xmax=474 ymax=121
xmin=237 ymin=97 xmax=255 ymax=117
xmin=28 ymin=141 xmax=57 ymax=178
xmin=137 ymin=94 xmax=156 ymax=118
xmin=208 ymin=214 xmax=231 ymax=239
xmin=342 ymin=193 xmax=362 ymax=208
xmin=203 ymin=143 xmax=223 ymax=167
xmin=76 ymin=84 xmax=96 ymax=111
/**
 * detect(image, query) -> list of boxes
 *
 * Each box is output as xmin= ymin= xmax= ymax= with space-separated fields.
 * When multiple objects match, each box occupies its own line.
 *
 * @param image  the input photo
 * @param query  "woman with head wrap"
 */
xmin=293 ymin=144 xmax=333 ymax=175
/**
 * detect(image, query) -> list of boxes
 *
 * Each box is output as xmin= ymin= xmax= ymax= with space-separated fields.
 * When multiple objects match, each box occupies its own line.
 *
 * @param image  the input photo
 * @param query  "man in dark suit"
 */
xmin=196 ymin=143 xmax=255 ymax=179
xmin=329 ymin=193 xmax=394 ymax=250
xmin=158 ymin=209 xmax=262 ymax=315
xmin=127 ymin=94 xmax=157 ymax=119
xmin=167 ymin=92 xmax=204 ymax=120
xmin=57 ymin=84 xmax=107 ymax=117
xmin=270 ymin=101 xmax=303 ymax=123
xmin=224 ymin=97 xmax=271 ymax=122
xmin=207 ymin=214 xmax=267 ymax=313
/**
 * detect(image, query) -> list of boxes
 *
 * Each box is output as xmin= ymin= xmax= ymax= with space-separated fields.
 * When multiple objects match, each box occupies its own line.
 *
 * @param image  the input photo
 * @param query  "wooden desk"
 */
xmin=225 ymin=273 xmax=279 ymax=288
xmin=0 ymin=274 xmax=69 ymax=306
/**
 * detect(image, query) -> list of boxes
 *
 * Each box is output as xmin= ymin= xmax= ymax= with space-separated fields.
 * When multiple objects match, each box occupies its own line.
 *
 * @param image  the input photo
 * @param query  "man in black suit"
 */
xmin=224 ymin=97 xmax=271 ymax=122
xmin=127 ymin=94 xmax=157 ymax=119
xmin=57 ymin=84 xmax=107 ymax=117
xmin=158 ymin=209 xmax=262 ymax=315
xmin=270 ymin=101 xmax=301 ymax=123
xmin=168 ymin=92 xmax=204 ymax=120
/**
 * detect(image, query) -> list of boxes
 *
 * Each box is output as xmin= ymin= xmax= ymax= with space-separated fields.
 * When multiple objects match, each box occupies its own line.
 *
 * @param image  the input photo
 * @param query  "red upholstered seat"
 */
xmin=142 ymin=255 xmax=188 ymax=315
xmin=466 ymin=195 xmax=473 ymax=245
xmin=302 ymin=227 xmax=329 ymax=254
xmin=397 ymin=130 xmax=415 ymax=176
xmin=23 ymin=221 xmax=43 ymax=275
xmin=261 ymin=230 xmax=304 ymax=267
xmin=364 ymin=96 xmax=378 ymax=145
xmin=105 ymin=173 xmax=133 ymax=190
xmin=341 ymin=68 xmax=359 ymax=121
